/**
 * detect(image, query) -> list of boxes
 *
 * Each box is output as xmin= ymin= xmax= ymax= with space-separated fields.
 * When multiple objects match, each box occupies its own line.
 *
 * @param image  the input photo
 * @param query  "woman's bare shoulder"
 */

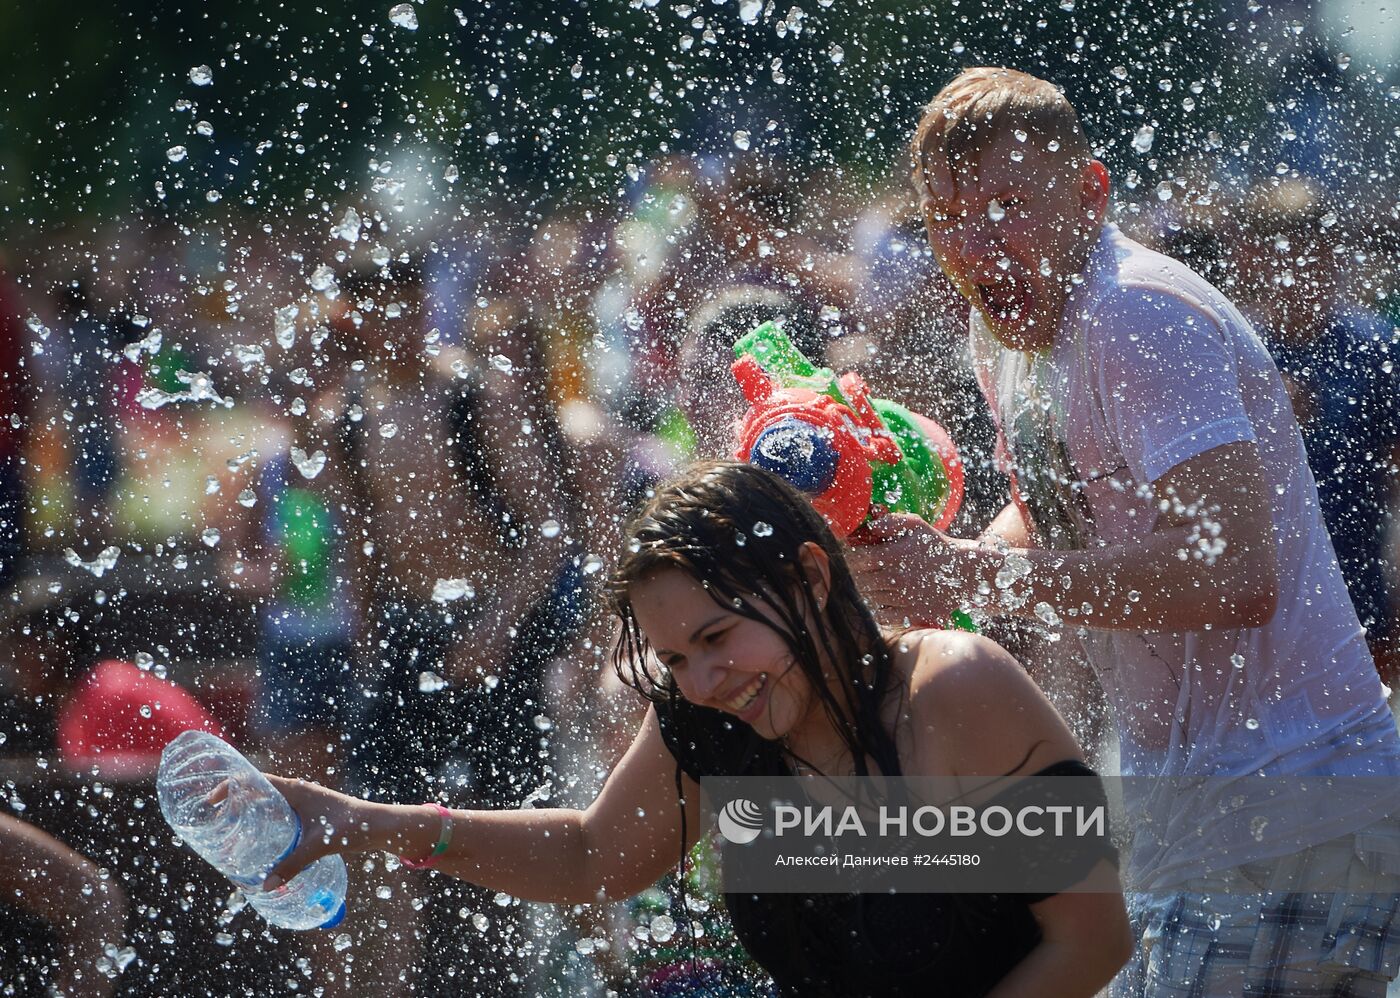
xmin=893 ymin=629 xmax=1082 ymax=778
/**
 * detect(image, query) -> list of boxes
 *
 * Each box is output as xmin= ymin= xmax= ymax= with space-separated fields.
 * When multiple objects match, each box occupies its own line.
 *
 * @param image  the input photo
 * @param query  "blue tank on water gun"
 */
xmin=730 ymin=321 xmax=974 ymax=631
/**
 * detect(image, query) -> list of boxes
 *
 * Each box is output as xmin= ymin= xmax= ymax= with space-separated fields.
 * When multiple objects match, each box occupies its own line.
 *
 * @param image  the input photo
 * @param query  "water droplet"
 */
xmin=570 ymin=60 xmax=584 ymax=79
xmin=1034 ymin=602 xmax=1062 ymax=627
xmin=64 ymin=546 xmax=121 ymax=578
xmin=1231 ymin=653 xmax=1246 ymax=670
xmin=378 ymin=422 xmax=399 ymax=439
xmin=490 ymin=353 xmax=513 ymax=373
xmin=333 ymin=932 xmax=353 ymax=951
xmin=375 ymin=885 xmax=393 ymax=899
xmin=214 ymin=931 xmax=235 ymax=947
xmin=388 ymin=3 xmax=419 ymax=29
xmin=582 ymin=554 xmax=605 ymax=575
xmin=139 ymin=704 xmax=153 ymax=719
xmin=1132 ymin=125 xmax=1155 ymax=154
xmin=1155 ymin=181 xmax=1174 ymax=202
xmin=233 ymin=343 xmax=265 ymax=367
xmin=309 ymin=264 xmax=338 ymax=295
xmin=532 ymin=714 xmax=553 ymax=732
xmin=431 ymin=578 xmax=476 ymax=603
xmin=332 ymin=206 xmax=362 ymax=244
xmin=205 ymin=190 xmax=222 ymax=203
xmin=649 ymin=914 xmax=677 ymax=943
xmin=195 ymin=120 xmax=214 ymax=137
xmin=201 ymin=528 xmax=221 ymax=548
xmin=492 ymin=892 xmax=512 ymax=907
xmin=996 ymin=553 xmax=1032 ymax=590
xmin=485 ymin=131 xmax=500 ymax=146
xmin=189 ymin=65 xmax=213 ymax=86
xmin=275 ymin=304 xmax=299 ymax=349
xmin=290 ymin=447 xmax=327 ymax=480
xmin=417 ymin=671 xmax=447 ymax=693
xmin=472 ymin=912 xmax=490 ymax=931
xmin=166 ymin=146 xmax=188 ymax=163
xmin=1250 ymin=814 xmax=1269 ymax=841
xmin=752 ymin=521 xmax=774 ymax=537
xmin=827 ymin=44 xmax=844 ymax=64
xmin=136 ymin=652 xmax=154 ymax=671
xmin=732 ymin=129 xmax=751 ymax=151
xmin=540 ymin=519 xmax=561 ymax=539
xmin=739 ymin=0 xmax=762 ymax=24
xmin=986 ymin=199 xmax=1006 ymax=223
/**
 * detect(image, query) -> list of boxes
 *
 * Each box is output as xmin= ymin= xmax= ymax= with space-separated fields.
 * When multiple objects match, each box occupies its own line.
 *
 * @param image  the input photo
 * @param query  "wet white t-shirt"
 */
xmin=970 ymin=223 xmax=1400 ymax=889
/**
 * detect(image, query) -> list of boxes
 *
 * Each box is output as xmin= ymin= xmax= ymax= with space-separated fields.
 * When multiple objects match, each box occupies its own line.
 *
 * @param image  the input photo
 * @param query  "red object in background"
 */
xmin=57 ymin=660 xmax=225 ymax=775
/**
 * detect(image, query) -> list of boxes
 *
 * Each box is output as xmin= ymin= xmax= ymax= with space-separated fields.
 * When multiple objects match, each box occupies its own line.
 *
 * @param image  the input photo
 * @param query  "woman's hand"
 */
xmin=257 ymin=775 xmax=371 ymax=890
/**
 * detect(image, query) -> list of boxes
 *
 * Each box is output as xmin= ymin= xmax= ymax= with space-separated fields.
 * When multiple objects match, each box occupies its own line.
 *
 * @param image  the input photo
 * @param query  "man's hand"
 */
xmin=847 ymin=513 xmax=980 ymax=627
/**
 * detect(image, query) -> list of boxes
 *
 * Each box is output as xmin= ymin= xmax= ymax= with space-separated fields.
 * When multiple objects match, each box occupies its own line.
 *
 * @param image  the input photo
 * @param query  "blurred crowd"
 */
xmin=4 ymin=58 xmax=1400 ymax=995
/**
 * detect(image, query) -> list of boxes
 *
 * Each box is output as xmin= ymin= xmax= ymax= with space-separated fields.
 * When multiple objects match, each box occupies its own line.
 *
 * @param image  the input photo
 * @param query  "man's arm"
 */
xmin=854 ymin=441 xmax=1280 ymax=632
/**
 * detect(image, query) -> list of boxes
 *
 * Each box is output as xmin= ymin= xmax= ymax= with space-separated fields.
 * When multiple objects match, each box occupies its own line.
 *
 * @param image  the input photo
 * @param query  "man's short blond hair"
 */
xmin=911 ymin=67 xmax=1090 ymax=204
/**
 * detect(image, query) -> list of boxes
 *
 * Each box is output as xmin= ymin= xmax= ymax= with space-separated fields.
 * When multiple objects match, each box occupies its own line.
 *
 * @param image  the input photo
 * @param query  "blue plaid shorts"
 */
xmin=1112 ymin=825 xmax=1400 ymax=998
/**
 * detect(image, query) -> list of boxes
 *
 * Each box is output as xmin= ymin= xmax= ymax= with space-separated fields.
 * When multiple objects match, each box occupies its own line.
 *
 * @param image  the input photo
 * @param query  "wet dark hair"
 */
xmin=611 ymin=460 xmax=902 ymax=777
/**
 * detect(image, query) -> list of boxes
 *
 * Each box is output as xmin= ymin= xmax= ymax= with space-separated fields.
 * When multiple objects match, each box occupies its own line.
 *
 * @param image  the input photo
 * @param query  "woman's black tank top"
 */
xmin=656 ymin=695 xmax=1115 ymax=998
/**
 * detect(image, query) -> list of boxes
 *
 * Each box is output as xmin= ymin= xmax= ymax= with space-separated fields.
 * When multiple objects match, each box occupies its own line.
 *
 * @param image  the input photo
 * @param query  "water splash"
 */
xmin=431 ymin=577 xmax=476 ymax=603
xmin=331 ymin=206 xmax=362 ymax=244
xmin=290 ymin=447 xmax=327 ymax=480
xmin=388 ymin=3 xmax=418 ymax=30
xmin=136 ymin=370 xmax=230 ymax=410
xmin=64 ymin=546 xmax=121 ymax=578
xmin=274 ymin=304 xmax=299 ymax=349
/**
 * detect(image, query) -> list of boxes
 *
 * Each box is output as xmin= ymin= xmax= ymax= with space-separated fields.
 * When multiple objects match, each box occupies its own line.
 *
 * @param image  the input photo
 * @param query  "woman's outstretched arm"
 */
xmin=264 ymin=704 xmax=701 ymax=906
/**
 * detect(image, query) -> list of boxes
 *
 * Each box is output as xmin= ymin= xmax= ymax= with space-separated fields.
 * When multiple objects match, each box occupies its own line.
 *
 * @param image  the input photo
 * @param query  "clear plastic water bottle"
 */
xmin=157 ymin=729 xmax=347 ymax=930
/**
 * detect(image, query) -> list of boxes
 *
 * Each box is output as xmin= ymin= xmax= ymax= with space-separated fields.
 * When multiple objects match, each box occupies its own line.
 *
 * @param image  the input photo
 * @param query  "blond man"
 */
xmin=850 ymin=67 xmax=1400 ymax=996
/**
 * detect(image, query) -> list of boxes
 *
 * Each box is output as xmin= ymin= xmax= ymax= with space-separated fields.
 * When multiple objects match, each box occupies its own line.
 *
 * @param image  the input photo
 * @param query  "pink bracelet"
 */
xmin=400 ymin=802 xmax=454 ymax=870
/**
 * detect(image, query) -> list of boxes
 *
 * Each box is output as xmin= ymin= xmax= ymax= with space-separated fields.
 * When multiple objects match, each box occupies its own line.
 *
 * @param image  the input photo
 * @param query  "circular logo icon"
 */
xmin=717 ymin=798 xmax=764 ymax=844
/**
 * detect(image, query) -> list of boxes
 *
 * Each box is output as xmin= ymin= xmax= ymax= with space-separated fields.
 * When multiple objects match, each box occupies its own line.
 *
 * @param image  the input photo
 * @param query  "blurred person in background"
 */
xmin=305 ymin=263 xmax=585 ymax=995
xmin=211 ymin=446 xmax=356 ymax=776
xmin=0 ymin=254 xmax=27 ymax=591
xmin=675 ymin=286 xmax=824 ymax=461
xmin=1234 ymin=178 xmax=1400 ymax=684
xmin=53 ymin=280 xmax=123 ymax=523
xmin=0 ymin=813 xmax=128 ymax=998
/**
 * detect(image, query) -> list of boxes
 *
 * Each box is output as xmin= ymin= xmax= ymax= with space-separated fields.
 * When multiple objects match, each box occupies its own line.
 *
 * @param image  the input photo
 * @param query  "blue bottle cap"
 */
xmin=320 ymin=900 xmax=348 ymax=930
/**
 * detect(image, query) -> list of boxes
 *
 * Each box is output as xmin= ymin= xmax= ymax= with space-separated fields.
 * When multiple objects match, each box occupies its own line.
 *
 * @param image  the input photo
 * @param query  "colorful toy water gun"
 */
xmin=732 ymin=321 xmax=974 ymax=631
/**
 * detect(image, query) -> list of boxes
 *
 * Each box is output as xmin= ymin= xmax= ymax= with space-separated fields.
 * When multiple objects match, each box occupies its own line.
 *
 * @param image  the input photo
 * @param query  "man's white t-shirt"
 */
xmin=969 ymin=223 xmax=1400 ymax=890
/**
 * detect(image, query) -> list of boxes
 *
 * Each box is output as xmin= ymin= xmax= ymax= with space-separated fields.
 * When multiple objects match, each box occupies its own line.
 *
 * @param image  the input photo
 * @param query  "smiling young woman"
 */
xmin=259 ymin=461 xmax=1128 ymax=997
